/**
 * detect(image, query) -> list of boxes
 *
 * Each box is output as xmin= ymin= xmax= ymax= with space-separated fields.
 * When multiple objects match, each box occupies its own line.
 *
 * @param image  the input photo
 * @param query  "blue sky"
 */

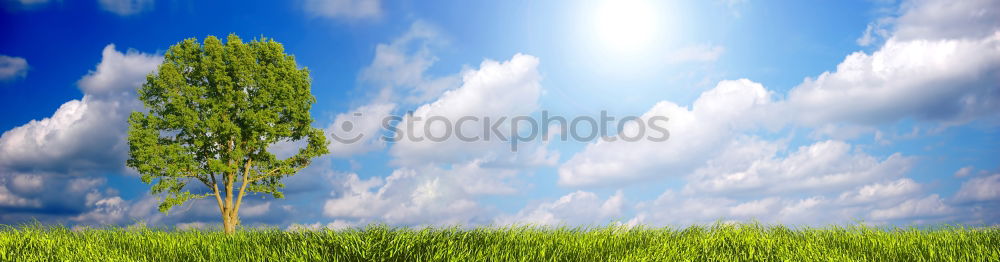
xmin=1 ymin=0 xmax=998 ymax=229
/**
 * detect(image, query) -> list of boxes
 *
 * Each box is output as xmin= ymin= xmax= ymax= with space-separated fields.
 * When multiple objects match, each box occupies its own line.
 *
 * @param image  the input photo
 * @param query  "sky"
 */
xmin=0 ymin=0 xmax=998 ymax=229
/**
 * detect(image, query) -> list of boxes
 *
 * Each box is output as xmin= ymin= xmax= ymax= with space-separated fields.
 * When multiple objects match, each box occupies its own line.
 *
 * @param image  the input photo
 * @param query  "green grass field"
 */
xmin=2 ymin=223 xmax=997 ymax=261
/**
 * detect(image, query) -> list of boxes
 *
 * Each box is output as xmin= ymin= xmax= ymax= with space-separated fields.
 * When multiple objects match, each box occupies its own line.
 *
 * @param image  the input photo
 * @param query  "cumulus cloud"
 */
xmin=0 ymin=45 xmax=160 ymax=225
xmin=498 ymin=190 xmax=626 ymax=226
xmin=625 ymin=180 xmax=950 ymax=226
xmin=893 ymin=0 xmax=1000 ymax=41
xmin=837 ymin=178 xmax=922 ymax=206
xmin=549 ymin=0 xmax=998 ymax=224
xmin=389 ymin=53 xmax=550 ymax=166
xmin=310 ymin=0 xmax=998 ymax=227
xmin=9 ymin=0 xmax=999 ymax=228
xmin=952 ymin=173 xmax=1000 ymax=203
xmin=683 ymin=140 xmax=914 ymax=196
xmin=119 ymin=195 xmax=293 ymax=227
xmin=304 ymin=0 xmax=381 ymax=20
xmin=320 ymin=25 xmax=554 ymax=227
xmin=953 ymin=166 xmax=975 ymax=178
xmin=787 ymin=0 xmax=1000 ymax=126
xmin=786 ymin=34 xmax=1000 ymax=125
xmin=360 ymin=21 xmax=460 ymax=105
xmin=98 ymin=0 xmax=154 ymax=16
xmin=857 ymin=17 xmax=893 ymax=46
xmin=322 ymin=160 xmax=522 ymax=226
xmin=0 ymin=55 xmax=29 ymax=81
xmin=0 ymin=174 xmax=124 ymax=225
xmin=0 ymin=45 xmax=160 ymax=175
xmin=325 ymin=22 xmax=461 ymax=158
xmin=559 ymin=79 xmax=773 ymax=187
xmin=869 ymin=194 xmax=954 ymax=221
xmin=550 ymin=76 xmax=961 ymax=226
xmin=561 ymin=0 xmax=1000 ymax=191
xmin=0 ymin=179 xmax=41 ymax=208
xmin=629 ymin=191 xmax=838 ymax=226
xmin=71 ymin=196 xmax=127 ymax=225
xmin=77 ymin=46 xmax=161 ymax=95
xmin=326 ymin=103 xmax=396 ymax=157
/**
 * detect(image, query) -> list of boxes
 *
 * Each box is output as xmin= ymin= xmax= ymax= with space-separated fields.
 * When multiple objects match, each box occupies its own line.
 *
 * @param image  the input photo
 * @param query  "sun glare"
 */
xmin=593 ymin=0 xmax=660 ymax=54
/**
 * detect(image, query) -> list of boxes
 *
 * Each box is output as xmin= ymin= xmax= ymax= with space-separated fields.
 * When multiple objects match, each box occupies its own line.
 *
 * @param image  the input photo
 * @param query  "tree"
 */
xmin=127 ymin=34 xmax=329 ymax=233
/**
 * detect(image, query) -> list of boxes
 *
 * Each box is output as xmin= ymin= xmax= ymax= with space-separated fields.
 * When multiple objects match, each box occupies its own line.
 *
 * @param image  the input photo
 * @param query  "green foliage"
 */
xmin=1 ymin=223 xmax=997 ymax=261
xmin=126 ymin=34 xmax=328 ymax=220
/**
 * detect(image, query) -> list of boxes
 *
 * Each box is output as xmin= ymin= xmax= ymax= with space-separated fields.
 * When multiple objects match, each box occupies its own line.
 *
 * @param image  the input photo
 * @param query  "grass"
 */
xmin=1 ymin=222 xmax=998 ymax=261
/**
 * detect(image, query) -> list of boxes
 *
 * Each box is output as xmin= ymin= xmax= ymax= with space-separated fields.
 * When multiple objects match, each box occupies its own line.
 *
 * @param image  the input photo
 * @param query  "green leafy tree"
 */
xmin=127 ymin=34 xmax=329 ymax=233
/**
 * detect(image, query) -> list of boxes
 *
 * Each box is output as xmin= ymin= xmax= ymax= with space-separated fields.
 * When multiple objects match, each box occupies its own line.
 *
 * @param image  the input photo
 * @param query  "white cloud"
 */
xmin=627 ymin=183 xmax=951 ymax=226
xmin=869 ymin=194 xmax=954 ymax=221
xmin=0 ymin=181 xmax=41 ymax=208
xmin=559 ymin=79 xmax=773 ymax=187
xmin=320 ymin=27 xmax=554 ymax=227
xmin=953 ymin=174 xmax=1000 ymax=203
xmin=0 ymin=45 xmax=161 ymax=175
xmin=859 ymin=0 xmax=1000 ymax=46
xmin=327 ymin=103 xmax=396 ymax=157
xmin=323 ymin=160 xmax=523 ymax=226
xmin=728 ymin=197 xmax=780 ymax=217
xmin=98 ymin=0 xmax=154 ymax=16
xmin=837 ymin=178 xmax=922 ymax=205
xmin=360 ymin=21 xmax=460 ymax=105
xmin=631 ymin=191 xmax=826 ymax=225
xmin=683 ymin=140 xmax=914 ymax=196
xmin=239 ymin=202 xmax=273 ymax=217
xmin=632 ymin=192 xmax=735 ymax=225
xmin=788 ymin=0 xmax=1000 ymax=126
xmin=389 ymin=53 xmax=549 ymax=166
xmin=324 ymin=22 xmax=467 ymax=158
xmin=10 ymin=174 xmax=43 ymax=193
xmin=0 ymin=45 xmax=160 ymax=225
xmin=857 ymin=18 xmax=893 ymax=46
xmin=666 ymin=44 xmax=725 ymax=64
xmin=0 ymin=55 xmax=28 ymax=81
xmin=304 ymin=0 xmax=381 ymax=20
xmin=553 ymin=0 xmax=1000 ymax=224
xmin=339 ymin=22 xmax=556 ymax=168
xmin=77 ymin=45 xmax=161 ymax=95
xmin=786 ymin=34 xmax=1000 ymax=125
xmin=286 ymin=220 xmax=358 ymax=231
xmin=562 ymin=0 xmax=1000 ymax=188
xmin=631 ymin=193 xmax=842 ymax=226
xmin=498 ymin=190 xmax=626 ymax=226
xmin=71 ymin=196 xmax=127 ymax=225
xmin=893 ymin=0 xmax=1000 ymax=41
xmin=953 ymin=166 xmax=975 ymax=178
xmin=346 ymin=0 xmax=996 ymax=227
xmin=0 ymin=175 xmax=126 ymax=224
xmin=120 ymin=193 xmax=292 ymax=227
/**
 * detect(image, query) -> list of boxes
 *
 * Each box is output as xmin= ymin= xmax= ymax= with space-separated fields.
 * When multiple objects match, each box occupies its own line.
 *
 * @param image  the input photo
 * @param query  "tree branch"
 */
xmin=251 ymin=167 xmax=282 ymax=182
xmin=224 ymin=139 xmax=236 ymax=216
xmin=232 ymin=158 xmax=252 ymax=222
xmin=210 ymin=173 xmax=224 ymax=215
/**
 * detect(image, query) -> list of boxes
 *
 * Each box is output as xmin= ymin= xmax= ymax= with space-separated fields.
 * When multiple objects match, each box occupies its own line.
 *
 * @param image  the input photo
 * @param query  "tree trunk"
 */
xmin=222 ymin=212 xmax=238 ymax=234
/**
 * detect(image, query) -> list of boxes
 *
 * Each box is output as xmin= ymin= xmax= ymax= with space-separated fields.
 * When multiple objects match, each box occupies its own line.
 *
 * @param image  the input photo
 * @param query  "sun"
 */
xmin=593 ymin=0 xmax=660 ymax=54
